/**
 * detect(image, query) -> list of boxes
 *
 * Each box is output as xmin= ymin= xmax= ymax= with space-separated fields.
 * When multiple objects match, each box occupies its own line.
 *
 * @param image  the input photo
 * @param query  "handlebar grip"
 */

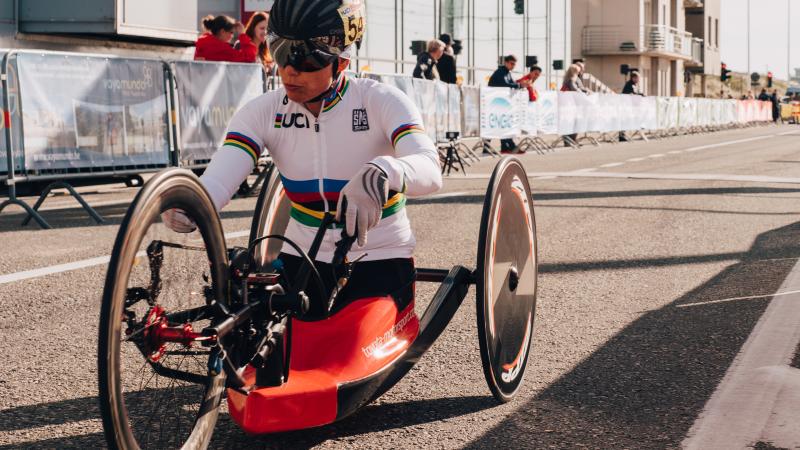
xmin=332 ymin=197 xmax=357 ymax=267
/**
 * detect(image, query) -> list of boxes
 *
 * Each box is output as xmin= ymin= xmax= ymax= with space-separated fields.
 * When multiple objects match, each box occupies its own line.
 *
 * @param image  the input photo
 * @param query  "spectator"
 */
xmin=489 ymin=55 xmax=529 ymax=153
xmin=560 ymin=64 xmax=585 ymax=145
xmin=622 ymin=71 xmax=644 ymax=96
xmin=770 ymin=89 xmax=780 ymax=122
xmin=237 ymin=11 xmax=273 ymax=73
xmin=436 ymin=34 xmax=458 ymax=84
xmin=757 ymin=88 xmax=770 ymax=102
xmin=516 ymin=65 xmax=542 ymax=102
xmin=413 ymin=39 xmax=445 ymax=80
xmin=573 ymin=60 xmax=591 ymax=94
xmin=620 ymin=71 xmax=643 ymax=142
xmin=194 ymin=15 xmax=257 ymax=63
xmin=200 ymin=14 xmax=215 ymax=34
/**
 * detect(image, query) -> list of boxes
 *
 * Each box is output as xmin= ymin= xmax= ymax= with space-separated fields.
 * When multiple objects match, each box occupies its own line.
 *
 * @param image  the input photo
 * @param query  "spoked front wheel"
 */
xmin=98 ymin=169 xmax=229 ymax=450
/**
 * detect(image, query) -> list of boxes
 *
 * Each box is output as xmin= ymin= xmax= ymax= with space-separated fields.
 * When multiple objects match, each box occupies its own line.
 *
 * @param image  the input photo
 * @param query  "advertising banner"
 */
xmin=461 ymin=85 xmax=480 ymax=137
xmin=537 ymin=91 xmax=559 ymax=135
xmin=173 ymin=61 xmax=264 ymax=166
xmin=0 ymin=53 xmax=24 ymax=176
xmin=447 ymin=83 xmax=461 ymax=135
xmin=522 ymin=101 xmax=538 ymax=135
xmin=411 ymin=78 xmax=438 ymax=142
xmin=15 ymin=53 xmax=170 ymax=173
xmin=480 ymin=87 xmax=521 ymax=139
xmin=557 ymin=91 xmax=578 ymax=135
xmin=434 ymin=80 xmax=448 ymax=142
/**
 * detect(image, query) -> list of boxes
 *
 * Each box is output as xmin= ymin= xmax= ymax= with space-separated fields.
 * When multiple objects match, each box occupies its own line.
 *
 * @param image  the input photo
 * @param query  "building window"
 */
xmin=714 ymin=18 xmax=719 ymax=48
xmin=708 ymin=16 xmax=713 ymax=46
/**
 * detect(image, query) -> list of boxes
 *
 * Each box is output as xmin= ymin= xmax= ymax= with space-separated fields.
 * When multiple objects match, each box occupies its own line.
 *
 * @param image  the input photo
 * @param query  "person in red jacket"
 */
xmin=194 ymin=15 xmax=257 ymax=63
xmin=516 ymin=65 xmax=541 ymax=102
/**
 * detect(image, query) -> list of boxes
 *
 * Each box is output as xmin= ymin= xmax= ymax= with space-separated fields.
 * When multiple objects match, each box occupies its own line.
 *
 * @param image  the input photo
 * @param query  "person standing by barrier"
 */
xmin=517 ymin=65 xmax=541 ymax=102
xmin=560 ymin=64 xmax=585 ymax=146
xmin=489 ymin=55 xmax=529 ymax=153
xmin=758 ymin=88 xmax=770 ymax=102
xmin=770 ymin=90 xmax=781 ymax=122
xmin=620 ymin=71 xmax=644 ymax=142
xmin=573 ymin=60 xmax=591 ymax=94
xmin=194 ymin=15 xmax=257 ymax=63
xmin=238 ymin=12 xmax=274 ymax=73
xmin=413 ymin=39 xmax=445 ymax=80
xmin=436 ymin=34 xmax=458 ymax=84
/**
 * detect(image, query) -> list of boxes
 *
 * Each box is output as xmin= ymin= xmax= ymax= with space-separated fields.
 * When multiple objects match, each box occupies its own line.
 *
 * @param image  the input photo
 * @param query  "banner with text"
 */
xmin=15 ymin=53 xmax=170 ymax=173
xmin=173 ymin=61 xmax=264 ymax=167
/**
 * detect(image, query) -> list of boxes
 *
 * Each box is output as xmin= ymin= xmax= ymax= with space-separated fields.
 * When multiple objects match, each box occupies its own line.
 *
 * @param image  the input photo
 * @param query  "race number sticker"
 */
xmin=338 ymin=0 xmax=364 ymax=46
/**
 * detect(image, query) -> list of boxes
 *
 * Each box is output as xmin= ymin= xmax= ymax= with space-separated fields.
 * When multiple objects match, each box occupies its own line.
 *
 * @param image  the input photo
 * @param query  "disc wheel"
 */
xmin=98 ymin=168 xmax=229 ymax=449
xmin=476 ymin=157 xmax=538 ymax=402
xmin=249 ymin=166 xmax=292 ymax=268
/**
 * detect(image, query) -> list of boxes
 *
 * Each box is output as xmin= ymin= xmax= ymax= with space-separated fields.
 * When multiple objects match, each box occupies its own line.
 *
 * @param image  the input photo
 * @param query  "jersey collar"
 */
xmin=321 ymin=76 xmax=350 ymax=113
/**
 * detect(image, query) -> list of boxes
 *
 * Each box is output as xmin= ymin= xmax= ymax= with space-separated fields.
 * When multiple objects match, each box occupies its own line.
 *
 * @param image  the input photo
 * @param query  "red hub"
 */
xmin=138 ymin=305 xmax=215 ymax=362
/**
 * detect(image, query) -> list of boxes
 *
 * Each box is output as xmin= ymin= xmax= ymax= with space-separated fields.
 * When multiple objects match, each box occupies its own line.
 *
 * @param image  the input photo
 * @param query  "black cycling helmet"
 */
xmin=268 ymin=0 xmax=364 ymax=72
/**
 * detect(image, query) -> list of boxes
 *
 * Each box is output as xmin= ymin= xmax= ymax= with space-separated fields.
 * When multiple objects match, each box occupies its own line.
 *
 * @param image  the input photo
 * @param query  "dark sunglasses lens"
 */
xmin=270 ymin=38 xmax=334 ymax=72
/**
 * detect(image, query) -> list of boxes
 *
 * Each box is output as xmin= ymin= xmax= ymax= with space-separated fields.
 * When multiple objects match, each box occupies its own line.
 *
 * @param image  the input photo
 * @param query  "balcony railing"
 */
xmin=582 ymin=25 xmax=698 ymax=61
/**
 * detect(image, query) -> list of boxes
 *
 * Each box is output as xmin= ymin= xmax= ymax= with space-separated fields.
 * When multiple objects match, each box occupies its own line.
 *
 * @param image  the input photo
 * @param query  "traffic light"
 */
xmin=720 ymin=63 xmax=730 ymax=82
xmin=514 ymin=0 xmax=524 ymax=15
xmin=452 ymin=39 xmax=463 ymax=55
xmin=409 ymin=40 xmax=426 ymax=56
xmin=767 ymin=71 xmax=773 ymax=88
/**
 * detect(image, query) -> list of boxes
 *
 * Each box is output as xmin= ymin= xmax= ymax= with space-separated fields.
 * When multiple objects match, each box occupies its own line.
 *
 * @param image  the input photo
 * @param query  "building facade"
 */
xmin=571 ymin=0 xmax=703 ymax=96
xmin=355 ymin=0 xmax=571 ymax=90
xmin=684 ymin=0 xmax=721 ymax=97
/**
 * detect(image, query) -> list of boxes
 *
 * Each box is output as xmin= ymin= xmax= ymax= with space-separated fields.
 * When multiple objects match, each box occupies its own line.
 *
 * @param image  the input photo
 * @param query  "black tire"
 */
xmin=476 ymin=157 xmax=538 ymax=402
xmin=98 ymin=168 xmax=229 ymax=450
xmin=249 ymin=165 xmax=292 ymax=269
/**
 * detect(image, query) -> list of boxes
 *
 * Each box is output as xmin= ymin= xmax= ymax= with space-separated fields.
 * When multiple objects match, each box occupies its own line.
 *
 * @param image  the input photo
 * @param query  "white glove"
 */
xmin=161 ymin=208 xmax=197 ymax=233
xmin=335 ymin=163 xmax=389 ymax=247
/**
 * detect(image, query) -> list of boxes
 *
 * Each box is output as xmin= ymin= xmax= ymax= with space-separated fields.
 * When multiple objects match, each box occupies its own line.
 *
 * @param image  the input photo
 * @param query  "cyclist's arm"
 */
xmin=368 ymin=84 xmax=442 ymax=196
xmin=199 ymin=96 xmax=270 ymax=210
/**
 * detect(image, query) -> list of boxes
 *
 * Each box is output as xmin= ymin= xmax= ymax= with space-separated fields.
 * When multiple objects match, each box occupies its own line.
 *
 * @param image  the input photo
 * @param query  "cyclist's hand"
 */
xmin=161 ymin=208 xmax=197 ymax=233
xmin=335 ymin=163 xmax=389 ymax=247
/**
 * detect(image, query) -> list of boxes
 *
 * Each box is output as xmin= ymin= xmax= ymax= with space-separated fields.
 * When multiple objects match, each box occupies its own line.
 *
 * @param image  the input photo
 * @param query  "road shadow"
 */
xmin=0 ymin=386 xmax=494 ymax=448
xmin=465 ymin=220 xmax=800 ymax=448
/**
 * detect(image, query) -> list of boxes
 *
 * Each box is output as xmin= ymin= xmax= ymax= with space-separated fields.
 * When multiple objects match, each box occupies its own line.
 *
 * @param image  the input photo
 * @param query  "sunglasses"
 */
xmin=269 ymin=36 xmax=339 ymax=72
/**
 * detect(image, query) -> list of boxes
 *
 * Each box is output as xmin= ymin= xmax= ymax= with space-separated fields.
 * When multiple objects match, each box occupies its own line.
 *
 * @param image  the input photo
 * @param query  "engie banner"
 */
xmin=480 ymin=87 xmax=524 ymax=139
xmin=173 ymin=61 xmax=264 ymax=167
xmin=15 ymin=53 xmax=171 ymax=173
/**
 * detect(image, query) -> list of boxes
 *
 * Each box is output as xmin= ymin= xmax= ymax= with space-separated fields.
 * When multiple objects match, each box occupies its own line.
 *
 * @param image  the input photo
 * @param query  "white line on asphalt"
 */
xmin=627 ymin=157 xmax=646 ymax=162
xmin=412 ymin=190 xmax=474 ymax=199
xmin=675 ymin=289 xmax=800 ymax=308
xmin=459 ymin=171 xmax=800 ymax=184
xmin=683 ymin=134 xmax=778 ymax=152
xmin=682 ymin=258 xmax=800 ymax=449
xmin=648 ymin=153 xmax=665 ymax=158
xmin=571 ymin=168 xmax=598 ymax=173
xmin=0 ymin=229 xmax=252 ymax=285
xmin=668 ymin=150 xmax=683 ymax=155
xmin=599 ymin=162 xmax=625 ymax=168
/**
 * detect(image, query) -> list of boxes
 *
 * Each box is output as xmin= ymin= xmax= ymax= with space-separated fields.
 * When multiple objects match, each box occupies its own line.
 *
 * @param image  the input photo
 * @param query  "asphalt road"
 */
xmin=1 ymin=124 xmax=799 ymax=449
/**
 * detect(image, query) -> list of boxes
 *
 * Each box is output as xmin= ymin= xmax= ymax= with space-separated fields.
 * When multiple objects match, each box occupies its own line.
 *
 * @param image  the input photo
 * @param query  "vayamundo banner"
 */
xmin=16 ymin=53 xmax=170 ymax=173
xmin=173 ymin=61 xmax=264 ymax=166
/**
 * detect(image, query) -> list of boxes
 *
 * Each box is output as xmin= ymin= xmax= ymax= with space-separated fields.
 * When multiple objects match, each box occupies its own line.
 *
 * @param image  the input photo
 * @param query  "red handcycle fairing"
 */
xmin=98 ymin=157 xmax=536 ymax=448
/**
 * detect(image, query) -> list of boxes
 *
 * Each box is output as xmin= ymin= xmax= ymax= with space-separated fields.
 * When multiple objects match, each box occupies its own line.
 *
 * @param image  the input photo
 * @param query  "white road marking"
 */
xmin=599 ymin=162 xmax=625 ymax=168
xmin=668 ymin=150 xmax=683 ymax=155
xmin=0 ymin=229 xmax=252 ymax=285
xmin=648 ymin=153 xmax=666 ymax=158
xmin=571 ymin=167 xmax=598 ymax=173
xmin=683 ymin=134 xmax=778 ymax=152
xmin=676 ymin=289 xmax=800 ymax=308
xmin=682 ymin=258 xmax=800 ymax=449
xmin=627 ymin=157 xmax=646 ymax=162
xmin=459 ymin=171 xmax=800 ymax=184
xmin=413 ymin=191 xmax=474 ymax=200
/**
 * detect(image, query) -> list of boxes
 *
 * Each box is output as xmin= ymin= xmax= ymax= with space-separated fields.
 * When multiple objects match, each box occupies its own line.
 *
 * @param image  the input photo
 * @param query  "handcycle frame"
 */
xmin=99 ymin=156 xmax=538 ymax=446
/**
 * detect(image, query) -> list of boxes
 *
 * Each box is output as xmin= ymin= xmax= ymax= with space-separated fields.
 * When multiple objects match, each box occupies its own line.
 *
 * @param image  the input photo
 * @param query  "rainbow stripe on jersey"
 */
xmin=390 ymin=123 xmax=425 ymax=147
xmin=223 ymin=132 xmax=260 ymax=164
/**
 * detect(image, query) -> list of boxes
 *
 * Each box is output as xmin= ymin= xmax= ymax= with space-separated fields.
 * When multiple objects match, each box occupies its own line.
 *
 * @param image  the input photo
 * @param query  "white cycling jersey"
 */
xmin=199 ymin=75 xmax=442 ymax=263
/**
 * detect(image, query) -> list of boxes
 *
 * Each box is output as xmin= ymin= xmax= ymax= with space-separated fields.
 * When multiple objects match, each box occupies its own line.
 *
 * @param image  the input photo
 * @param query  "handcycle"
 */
xmin=97 ymin=156 xmax=538 ymax=449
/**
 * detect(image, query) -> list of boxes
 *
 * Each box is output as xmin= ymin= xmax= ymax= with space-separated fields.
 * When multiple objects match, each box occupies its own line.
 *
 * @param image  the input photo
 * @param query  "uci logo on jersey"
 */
xmin=274 ymin=112 xmax=310 ymax=129
xmin=352 ymin=108 xmax=369 ymax=132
